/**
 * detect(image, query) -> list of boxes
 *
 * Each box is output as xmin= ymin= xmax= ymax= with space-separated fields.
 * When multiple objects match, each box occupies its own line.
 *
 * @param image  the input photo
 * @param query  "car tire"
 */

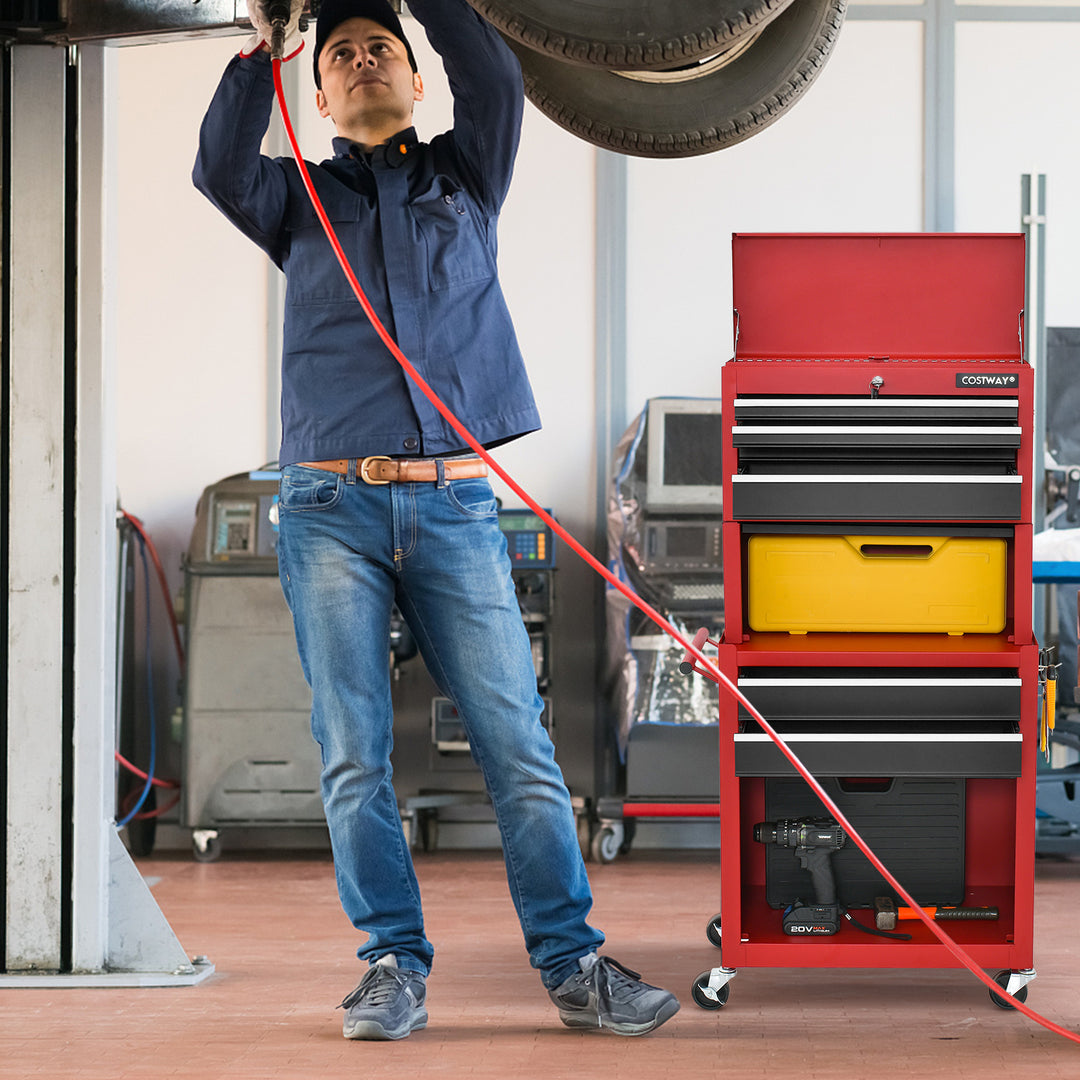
xmin=506 ymin=0 xmax=847 ymax=158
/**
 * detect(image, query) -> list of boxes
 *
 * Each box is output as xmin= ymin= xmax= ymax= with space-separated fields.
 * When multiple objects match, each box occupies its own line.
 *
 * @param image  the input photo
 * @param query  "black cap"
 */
xmin=313 ymin=0 xmax=418 ymax=86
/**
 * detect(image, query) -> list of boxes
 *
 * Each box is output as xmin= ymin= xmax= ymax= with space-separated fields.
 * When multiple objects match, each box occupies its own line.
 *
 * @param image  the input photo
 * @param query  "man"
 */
xmin=193 ymin=0 xmax=679 ymax=1044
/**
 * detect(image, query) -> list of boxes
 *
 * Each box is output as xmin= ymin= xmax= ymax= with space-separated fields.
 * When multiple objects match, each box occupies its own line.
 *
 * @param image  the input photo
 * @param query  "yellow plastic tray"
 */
xmin=747 ymin=535 xmax=1007 ymax=634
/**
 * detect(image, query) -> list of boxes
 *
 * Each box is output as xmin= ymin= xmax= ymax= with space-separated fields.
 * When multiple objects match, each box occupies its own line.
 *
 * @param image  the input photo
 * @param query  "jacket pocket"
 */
xmin=284 ymin=191 xmax=369 ymax=303
xmin=411 ymin=184 xmax=495 ymax=292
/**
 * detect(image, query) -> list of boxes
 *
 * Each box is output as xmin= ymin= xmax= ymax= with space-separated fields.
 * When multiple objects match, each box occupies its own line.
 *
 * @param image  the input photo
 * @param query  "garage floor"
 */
xmin=2 ymin=849 xmax=1079 ymax=1078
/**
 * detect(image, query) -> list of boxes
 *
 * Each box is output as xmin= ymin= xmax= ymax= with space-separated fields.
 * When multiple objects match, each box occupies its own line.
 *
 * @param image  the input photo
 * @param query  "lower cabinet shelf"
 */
xmin=723 ymin=885 xmax=1025 ymax=970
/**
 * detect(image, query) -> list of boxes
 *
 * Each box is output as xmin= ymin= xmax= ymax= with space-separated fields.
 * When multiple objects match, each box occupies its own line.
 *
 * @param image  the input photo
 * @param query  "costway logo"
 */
xmin=956 ymin=374 xmax=1019 ymax=388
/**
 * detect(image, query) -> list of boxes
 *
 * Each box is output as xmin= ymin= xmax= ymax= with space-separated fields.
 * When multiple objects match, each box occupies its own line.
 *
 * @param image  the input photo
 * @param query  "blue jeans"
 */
xmin=276 ymin=464 xmax=604 ymax=987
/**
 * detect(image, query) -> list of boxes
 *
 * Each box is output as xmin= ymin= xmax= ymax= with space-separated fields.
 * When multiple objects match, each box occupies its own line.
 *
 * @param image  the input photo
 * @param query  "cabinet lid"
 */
xmin=732 ymin=233 xmax=1026 ymax=361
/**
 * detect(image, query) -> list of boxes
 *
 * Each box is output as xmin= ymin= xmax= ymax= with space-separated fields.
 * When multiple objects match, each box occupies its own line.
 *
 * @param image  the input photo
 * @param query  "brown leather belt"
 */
xmin=297 ymin=455 xmax=488 ymax=485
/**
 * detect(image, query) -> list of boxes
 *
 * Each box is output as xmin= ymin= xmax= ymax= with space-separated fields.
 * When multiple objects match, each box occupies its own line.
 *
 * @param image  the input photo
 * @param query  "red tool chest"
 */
xmin=691 ymin=234 xmax=1038 ymax=1008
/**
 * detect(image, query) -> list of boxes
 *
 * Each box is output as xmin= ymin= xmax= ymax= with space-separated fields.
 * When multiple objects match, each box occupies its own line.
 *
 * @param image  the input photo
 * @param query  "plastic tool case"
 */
xmin=690 ymin=234 xmax=1037 ymax=1009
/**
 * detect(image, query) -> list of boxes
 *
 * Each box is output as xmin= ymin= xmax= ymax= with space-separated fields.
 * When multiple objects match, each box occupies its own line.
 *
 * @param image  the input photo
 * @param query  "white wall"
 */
xmin=113 ymin=36 xmax=269 ymax=537
xmin=954 ymin=21 xmax=1080 ymax=327
xmin=625 ymin=21 xmax=924 ymax=409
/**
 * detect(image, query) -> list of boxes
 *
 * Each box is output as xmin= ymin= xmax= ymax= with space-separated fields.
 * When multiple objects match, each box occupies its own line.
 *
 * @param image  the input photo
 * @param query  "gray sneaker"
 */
xmin=338 ymin=955 xmax=427 ymax=1041
xmin=548 ymin=954 xmax=680 ymax=1036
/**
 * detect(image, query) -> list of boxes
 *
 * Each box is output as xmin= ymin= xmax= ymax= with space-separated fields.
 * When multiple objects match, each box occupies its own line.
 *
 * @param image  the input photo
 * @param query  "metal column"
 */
xmin=4 ymin=41 xmax=69 ymax=976
xmin=1022 ymin=173 xmax=1047 ymax=639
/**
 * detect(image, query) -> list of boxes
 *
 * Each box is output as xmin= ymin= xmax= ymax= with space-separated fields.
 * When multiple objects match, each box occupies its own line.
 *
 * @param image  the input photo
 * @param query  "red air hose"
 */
xmin=115 ymin=753 xmax=182 ymax=821
xmin=270 ymin=57 xmax=1078 ymax=1043
xmin=121 ymin=510 xmax=185 ymax=673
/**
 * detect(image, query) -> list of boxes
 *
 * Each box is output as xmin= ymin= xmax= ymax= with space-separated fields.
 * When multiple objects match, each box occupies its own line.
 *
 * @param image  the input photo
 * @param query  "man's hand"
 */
xmin=241 ymin=0 xmax=306 ymax=60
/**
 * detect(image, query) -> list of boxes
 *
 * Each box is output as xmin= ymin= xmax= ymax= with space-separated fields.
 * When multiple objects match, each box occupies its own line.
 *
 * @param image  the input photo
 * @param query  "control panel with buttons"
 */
xmin=499 ymin=509 xmax=555 ymax=568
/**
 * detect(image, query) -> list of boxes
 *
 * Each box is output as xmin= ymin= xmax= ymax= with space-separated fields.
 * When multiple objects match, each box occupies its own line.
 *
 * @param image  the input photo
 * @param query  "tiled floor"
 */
xmin=2 ymin=849 xmax=1080 ymax=1078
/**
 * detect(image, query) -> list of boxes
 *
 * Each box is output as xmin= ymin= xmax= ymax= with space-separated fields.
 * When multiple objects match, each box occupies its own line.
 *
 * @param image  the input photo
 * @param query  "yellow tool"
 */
xmin=1039 ymin=647 xmax=1060 ymax=760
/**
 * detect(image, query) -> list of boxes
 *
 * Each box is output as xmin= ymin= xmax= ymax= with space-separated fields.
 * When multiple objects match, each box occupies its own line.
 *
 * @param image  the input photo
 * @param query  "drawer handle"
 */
xmin=838 ymin=777 xmax=893 ymax=793
xmin=858 ymin=543 xmax=934 ymax=559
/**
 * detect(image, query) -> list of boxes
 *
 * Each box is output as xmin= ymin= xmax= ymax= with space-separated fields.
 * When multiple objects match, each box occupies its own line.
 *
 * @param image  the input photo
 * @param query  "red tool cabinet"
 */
xmin=690 ymin=234 xmax=1038 ymax=1009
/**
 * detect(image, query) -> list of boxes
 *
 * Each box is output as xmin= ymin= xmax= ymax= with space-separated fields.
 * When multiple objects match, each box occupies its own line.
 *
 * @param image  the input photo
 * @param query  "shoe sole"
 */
xmin=558 ymin=997 xmax=680 ymax=1037
xmin=343 ymin=1011 xmax=428 ymax=1041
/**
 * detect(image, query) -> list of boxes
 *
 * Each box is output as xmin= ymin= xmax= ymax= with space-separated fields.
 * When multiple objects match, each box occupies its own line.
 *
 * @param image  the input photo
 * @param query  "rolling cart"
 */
xmin=686 ymin=233 xmax=1039 ymax=1011
xmin=597 ymin=401 xmax=725 ymax=861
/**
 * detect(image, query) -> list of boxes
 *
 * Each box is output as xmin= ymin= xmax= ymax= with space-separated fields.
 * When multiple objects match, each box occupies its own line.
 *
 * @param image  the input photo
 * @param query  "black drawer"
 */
xmin=733 ymin=397 xmax=1020 ymax=424
xmin=730 ymin=474 xmax=1022 ymax=521
xmin=730 ymin=395 xmax=1023 ymax=520
xmin=733 ymin=426 xmax=1020 ymax=451
xmin=734 ymin=719 xmax=1021 ymax=777
xmin=734 ymin=669 xmax=1023 ymax=778
xmin=738 ymin=668 xmax=1021 ymax=721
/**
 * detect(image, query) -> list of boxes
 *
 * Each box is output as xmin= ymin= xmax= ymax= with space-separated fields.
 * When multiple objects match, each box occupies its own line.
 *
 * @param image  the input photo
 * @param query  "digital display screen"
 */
xmin=213 ymin=500 xmax=256 ymax=557
xmin=666 ymin=525 xmax=707 ymax=558
xmin=499 ymin=513 xmax=545 ymax=532
xmin=663 ymin=413 xmax=725 ymax=487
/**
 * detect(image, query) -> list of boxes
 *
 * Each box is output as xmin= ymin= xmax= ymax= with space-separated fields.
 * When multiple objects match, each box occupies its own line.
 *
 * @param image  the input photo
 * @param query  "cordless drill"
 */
xmin=754 ymin=817 xmax=846 ymax=935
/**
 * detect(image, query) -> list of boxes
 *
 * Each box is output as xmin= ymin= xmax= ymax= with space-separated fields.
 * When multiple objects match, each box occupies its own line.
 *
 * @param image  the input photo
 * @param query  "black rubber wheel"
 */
xmin=576 ymin=809 xmax=592 ymax=860
xmin=989 ymin=970 xmax=1029 ymax=1010
xmin=465 ymin=0 xmax=797 ymax=70
xmin=505 ymin=0 xmax=847 ymax=158
xmin=692 ymin=971 xmax=730 ymax=1010
xmin=419 ymin=812 xmax=440 ymax=853
xmin=706 ymin=914 xmax=723 ymax=948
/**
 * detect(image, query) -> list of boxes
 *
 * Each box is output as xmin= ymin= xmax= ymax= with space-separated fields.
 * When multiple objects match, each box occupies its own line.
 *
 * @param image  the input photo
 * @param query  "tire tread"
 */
xmin=466 ymin=0 xmax=796 ymax=69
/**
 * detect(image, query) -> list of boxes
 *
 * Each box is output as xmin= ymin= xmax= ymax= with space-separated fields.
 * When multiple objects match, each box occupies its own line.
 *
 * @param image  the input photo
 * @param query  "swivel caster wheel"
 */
xmin=692 ymin=970 xmax=730 ymax=1010
xmin=590 ymin=821 xmax=624 ymax=864
xmin=989 ymin=970 xmax=1029 ymax=1010
xmin=706 ymin=913 xmax=722 ymax=948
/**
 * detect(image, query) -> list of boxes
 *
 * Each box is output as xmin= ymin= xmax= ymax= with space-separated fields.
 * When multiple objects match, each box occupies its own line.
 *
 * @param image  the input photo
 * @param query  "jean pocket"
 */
xmin=279 ymin=467 xmax=345 ymax=512
xmin=445 ymin=476 xmax=499 ymax=519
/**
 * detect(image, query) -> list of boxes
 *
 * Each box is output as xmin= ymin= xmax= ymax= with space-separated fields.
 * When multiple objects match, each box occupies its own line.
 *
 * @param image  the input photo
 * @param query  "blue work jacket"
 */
xmin=192 ymin=0 xmax=540 ymax=466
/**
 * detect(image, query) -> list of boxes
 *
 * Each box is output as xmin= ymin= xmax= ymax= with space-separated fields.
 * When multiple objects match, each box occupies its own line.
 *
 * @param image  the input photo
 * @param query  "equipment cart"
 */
xmin=687 ymin=233 xmax=1039 ymax=1011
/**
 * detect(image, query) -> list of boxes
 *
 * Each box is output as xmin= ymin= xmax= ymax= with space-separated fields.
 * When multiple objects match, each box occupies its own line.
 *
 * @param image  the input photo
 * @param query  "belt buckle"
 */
xmin=359 ymin=455 xmax=392 ymax=485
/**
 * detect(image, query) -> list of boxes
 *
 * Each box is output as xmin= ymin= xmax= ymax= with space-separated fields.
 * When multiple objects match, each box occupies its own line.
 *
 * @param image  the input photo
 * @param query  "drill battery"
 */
xmin=782 ymin=900 xmax=842 ymax=936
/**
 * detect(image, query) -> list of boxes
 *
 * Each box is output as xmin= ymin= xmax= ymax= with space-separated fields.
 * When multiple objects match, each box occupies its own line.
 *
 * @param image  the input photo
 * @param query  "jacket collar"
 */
xmin=332 ymin=127 xmax=419 ymax=170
